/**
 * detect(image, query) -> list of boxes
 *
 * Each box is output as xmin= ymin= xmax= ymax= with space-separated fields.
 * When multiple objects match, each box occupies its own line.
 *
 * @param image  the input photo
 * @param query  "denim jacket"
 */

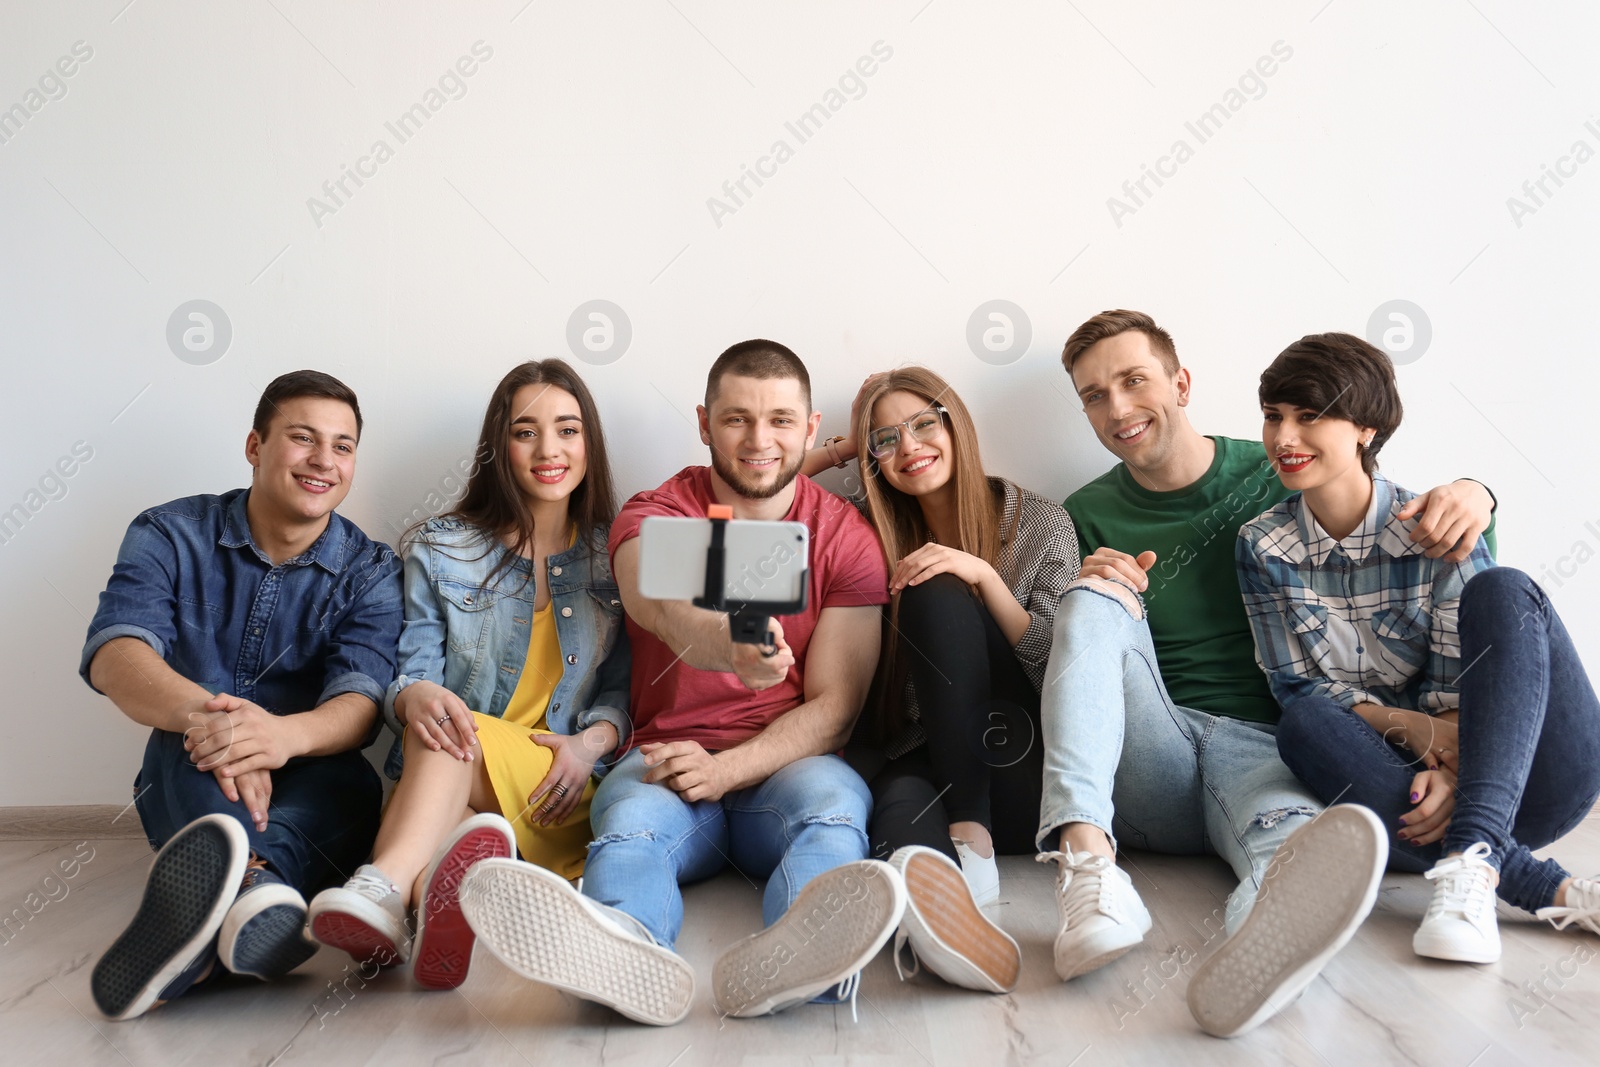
xmin=381 ymin=516 xmax=631 ymax=779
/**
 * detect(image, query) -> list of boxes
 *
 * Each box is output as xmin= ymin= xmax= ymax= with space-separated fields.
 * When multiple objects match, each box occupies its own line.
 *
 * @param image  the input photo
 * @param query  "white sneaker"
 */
xmin=1537 ymin=876 xmax=1600 ymax=936
xmin=1414 ymin=843 xmax=1501 ymax=963
xmin=1187 ymin=804 xmax=1387 ymax=1038
xmin=952 ymin=839 xmax=1000 ymax=907
xmin=888 ymin=846 xmax=1018 ymax=993
xmin=307 ymin=864 xmax=412 ymax=966
xmin=1039 ymin=849 xmax=1151 ymax=980
xmin=459 ymin=857 xmax=694 ymax=1026
xmin=712 ymin=860 xmax=905 ymax=1019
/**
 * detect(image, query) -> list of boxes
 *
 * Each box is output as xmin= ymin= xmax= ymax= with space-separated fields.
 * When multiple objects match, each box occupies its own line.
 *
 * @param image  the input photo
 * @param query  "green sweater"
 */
xmin=1066 ymin=436 xmax=1496 ymax=724
xmin=1066 ymin=437 xmax=1291 ymax=723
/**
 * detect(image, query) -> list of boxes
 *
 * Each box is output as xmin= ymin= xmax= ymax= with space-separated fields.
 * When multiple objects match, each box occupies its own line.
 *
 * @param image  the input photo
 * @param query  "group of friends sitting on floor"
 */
xmin=80 ymin=310 xmax=1600 ymax=1038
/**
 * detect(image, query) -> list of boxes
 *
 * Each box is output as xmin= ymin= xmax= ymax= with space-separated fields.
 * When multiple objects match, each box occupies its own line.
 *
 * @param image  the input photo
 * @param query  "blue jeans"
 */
xmin=1277 ymin=568 xmax=1600 ymax=913
xmin=1037 ymin=580 xmax=1321 ymax=919
xmin=134 ymin=728 xmax=382 ymax=896
xmin=582 ymin=749 xmax=871 ymax=949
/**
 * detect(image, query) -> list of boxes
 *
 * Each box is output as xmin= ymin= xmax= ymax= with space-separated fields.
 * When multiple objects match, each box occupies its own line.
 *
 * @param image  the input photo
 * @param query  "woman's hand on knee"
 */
xmin=397 ymin=681 xmax=478 ymax=762
xmin=1399 ymin=768 xmax=1456 ymax=846
xmin=527 ymin=733 xmax=592 ymax=826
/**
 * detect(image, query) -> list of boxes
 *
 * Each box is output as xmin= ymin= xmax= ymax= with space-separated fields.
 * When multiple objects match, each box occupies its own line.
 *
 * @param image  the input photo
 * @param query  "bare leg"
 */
xmin=949 ymin=820 xmax=994 ymax=857
xmin=370 ymin=727 xmax=500 ymax=908
xmin=1060 ymin=822 xmax=1115 ymax=862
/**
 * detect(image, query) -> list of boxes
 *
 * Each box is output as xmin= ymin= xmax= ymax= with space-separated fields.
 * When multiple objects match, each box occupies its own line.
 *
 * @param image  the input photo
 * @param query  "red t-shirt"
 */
xmin=607 ymin=466 xmax=890 ymax=752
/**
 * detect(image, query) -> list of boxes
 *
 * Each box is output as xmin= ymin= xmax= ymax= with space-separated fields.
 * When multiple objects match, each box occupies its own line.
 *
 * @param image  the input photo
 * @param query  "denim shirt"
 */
xmin=79 ymin=488 xmax=403 ymax=722
xmin=381 ymin=516 xmax=631 ymax=779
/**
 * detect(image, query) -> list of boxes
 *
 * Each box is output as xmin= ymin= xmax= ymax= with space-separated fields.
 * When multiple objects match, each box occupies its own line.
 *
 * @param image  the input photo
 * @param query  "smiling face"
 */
xmin=1071 ymin=330 xmax=1193 ymax=477
xmin=698 ymin=373 xmax=820 ymax=501
xmin=871 ymin=389 xmax=953 ymax=499
xmin=1262 ymin=402 xmax=1374 ymax=493
xmin=244 ymin=396 xmax=358 ymax=526
xmin=506 ymin=383 xmax=588 ymax=507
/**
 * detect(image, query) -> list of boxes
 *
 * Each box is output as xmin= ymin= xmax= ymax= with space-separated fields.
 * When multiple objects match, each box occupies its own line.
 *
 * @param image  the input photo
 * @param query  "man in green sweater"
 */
xmin=1036 ymin=309 xmax=1495 ymax=1037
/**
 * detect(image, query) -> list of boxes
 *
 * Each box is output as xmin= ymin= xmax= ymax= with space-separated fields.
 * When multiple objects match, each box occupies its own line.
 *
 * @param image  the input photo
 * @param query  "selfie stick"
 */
xmin=693 ymin=504 xmax=807 ymax=647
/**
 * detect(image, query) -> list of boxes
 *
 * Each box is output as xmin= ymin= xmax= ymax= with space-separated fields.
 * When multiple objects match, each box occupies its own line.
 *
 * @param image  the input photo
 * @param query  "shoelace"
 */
xmin=239 ymin=853 xmax=270 ymax=891
xmin=347 ymin=866 xmax=399 ymax=903
xmin=833 ymin=970 xmax=861 ymax=1023
xmin=1536 ymin=880 xmax=1600 ymax=933
xmin=1037 ymin=851 xmax=1120 ymax=928
xmin=892 ymin=927 xmax=920 ymax=982
xmin=1423 ymin=842 xmax=1496 ymax=922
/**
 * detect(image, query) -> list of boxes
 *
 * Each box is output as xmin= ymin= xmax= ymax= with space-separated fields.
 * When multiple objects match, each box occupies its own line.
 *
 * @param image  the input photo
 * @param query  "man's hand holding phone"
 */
xmin=730 ymin=617 xmax=793 ymax=691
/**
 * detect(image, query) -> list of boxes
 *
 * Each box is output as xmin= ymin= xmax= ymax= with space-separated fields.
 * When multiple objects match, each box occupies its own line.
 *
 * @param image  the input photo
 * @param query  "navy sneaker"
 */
xmin=91 ymin=814 xmax=248 ymax=1020
xmin=218 ymin=855 xmax=317 ymax=980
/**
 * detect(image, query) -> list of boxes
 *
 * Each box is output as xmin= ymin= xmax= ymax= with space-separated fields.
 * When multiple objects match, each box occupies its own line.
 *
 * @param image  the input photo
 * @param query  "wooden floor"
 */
xmin=4 ymin=819 xmax=1599 ymax=1067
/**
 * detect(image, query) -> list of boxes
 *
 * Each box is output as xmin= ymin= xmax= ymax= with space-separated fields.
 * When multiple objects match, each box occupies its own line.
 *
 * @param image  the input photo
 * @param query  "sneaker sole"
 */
xmin=414 ymin=820 xmax=514 ymax=990
xmin=899 ymin=850 xmax=1019 ymax=993
xmin=308 ymin=900 xmax=408 ymax=968
xmin=1186 ymin=804 xmax=1386 ymax=1038
xmin=219 ymin=884 xmax=316 ymax=980
xmin=459 ymin=858 xmax=695 ymax=1026
xmin=712 ymin=860 xmax=906 ymax=1018
xmin=91 ymin=815 xmax=248 ymax=1020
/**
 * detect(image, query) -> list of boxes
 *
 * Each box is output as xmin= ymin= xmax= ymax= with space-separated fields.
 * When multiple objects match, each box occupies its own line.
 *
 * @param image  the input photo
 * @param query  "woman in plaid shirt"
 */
xmin=1237 ymin=332 xmax=1600 ymax=965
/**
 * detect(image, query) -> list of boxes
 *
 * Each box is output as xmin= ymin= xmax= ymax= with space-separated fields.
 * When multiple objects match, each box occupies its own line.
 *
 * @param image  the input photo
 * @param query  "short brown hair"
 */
xmin=705 ymin=339 xmax=812 ymax=412
xmin=1258 ymin=332 xmax=1403 ymax=475
xmin=253 ymin=370 xmax=363 ymax=440
xmin=1061 ymin=309 xmax=1179 ymax=378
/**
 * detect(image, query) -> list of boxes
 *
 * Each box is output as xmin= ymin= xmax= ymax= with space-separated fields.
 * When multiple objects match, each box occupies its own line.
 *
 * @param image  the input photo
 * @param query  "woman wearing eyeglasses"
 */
xmin=804 ymin=367 xmax=1080 ymax=994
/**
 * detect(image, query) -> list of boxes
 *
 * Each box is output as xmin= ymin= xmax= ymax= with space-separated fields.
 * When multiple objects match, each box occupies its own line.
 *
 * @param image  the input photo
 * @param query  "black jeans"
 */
xmin=864 ymin=574 xmax=1044 ymax=861
xmin=1277 ymin=568 xmax=1600 ymax=912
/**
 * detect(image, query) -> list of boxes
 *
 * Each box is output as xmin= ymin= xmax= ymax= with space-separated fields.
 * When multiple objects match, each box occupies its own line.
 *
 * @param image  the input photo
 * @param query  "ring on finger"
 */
xmin=551 ymin=782 xmax=569 ymax=797
xmin=436 ymin=716 xmax=448 ymax=726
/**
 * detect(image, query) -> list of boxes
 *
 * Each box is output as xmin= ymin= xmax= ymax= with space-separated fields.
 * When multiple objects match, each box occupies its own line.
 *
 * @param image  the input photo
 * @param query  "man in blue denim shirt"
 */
xmin=79 ymin=371 xmax=402 ymax=1021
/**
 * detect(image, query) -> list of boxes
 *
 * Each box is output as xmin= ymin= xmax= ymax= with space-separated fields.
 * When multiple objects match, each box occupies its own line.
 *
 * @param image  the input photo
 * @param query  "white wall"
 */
xmin=3 ymin=1 xmax=1596 ymax=805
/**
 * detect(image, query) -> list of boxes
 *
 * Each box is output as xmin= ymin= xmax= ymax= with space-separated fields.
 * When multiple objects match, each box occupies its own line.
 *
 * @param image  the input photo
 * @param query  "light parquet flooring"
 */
xmin=3 ymin=818 xmax=1599 ymax=1066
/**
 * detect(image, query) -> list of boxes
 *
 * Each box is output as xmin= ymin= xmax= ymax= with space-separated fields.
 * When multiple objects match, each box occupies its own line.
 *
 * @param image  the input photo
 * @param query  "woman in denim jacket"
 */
xmin=308 ymin=359 xmax=631 ymax=990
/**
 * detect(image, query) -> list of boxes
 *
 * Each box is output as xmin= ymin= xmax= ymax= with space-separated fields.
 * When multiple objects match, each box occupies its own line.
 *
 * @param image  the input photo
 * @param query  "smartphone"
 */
xmin=638 ymin=516 xmax=809 ymax=608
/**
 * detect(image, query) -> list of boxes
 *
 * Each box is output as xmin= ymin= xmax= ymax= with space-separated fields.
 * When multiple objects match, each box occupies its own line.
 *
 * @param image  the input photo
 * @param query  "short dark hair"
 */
xmin=1061 ymin=309 xmax=1180 ymax=378
xmin=253 ymin=370 xmax=363 ymax=441
xmin=1258 ymin=332 xmax=1403 ymax=475
xmin=705 ymin=339 xmax=812 ymax=411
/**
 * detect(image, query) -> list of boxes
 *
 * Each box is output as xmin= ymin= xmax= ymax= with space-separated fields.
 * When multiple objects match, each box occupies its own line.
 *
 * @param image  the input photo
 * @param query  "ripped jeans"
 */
xmin=581 ymin=749 xmax=871 ymax=949
xmin=1037 ymin=579 xmax=1321 ymax=923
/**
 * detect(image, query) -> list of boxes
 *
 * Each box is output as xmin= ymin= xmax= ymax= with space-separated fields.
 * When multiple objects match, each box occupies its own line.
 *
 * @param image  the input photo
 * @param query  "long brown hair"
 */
xmin=855 ymin=366 xmax=1009 ymax=736
xmin=424 ymin=359 xmax=618 ymax=592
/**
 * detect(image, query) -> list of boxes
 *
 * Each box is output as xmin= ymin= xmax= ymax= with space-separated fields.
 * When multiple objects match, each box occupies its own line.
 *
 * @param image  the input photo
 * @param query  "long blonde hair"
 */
xmin=855 ymin=367 xmax=1008 ymax=736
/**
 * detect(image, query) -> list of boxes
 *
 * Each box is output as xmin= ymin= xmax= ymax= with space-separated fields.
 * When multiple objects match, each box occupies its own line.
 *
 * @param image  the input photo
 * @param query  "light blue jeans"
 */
xmin=581 ymin=749 xmax=872 ymax=950
xmin=1037 ymin=579 xmax=1322 ymax=923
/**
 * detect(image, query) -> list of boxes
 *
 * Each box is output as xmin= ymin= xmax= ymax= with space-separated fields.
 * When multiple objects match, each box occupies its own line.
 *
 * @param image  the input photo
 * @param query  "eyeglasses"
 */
xmin=866 ymin=406 xmax=948 ymax=459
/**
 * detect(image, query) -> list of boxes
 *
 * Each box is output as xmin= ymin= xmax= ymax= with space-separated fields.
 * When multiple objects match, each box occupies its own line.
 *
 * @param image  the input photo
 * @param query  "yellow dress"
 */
xmin=472 ymin=601 xmax=597 ymax=880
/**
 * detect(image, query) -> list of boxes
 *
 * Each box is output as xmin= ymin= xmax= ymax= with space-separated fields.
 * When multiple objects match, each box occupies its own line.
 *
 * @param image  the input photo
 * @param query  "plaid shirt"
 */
xmin=1235 ymin=474 xmax=1496 ymax=715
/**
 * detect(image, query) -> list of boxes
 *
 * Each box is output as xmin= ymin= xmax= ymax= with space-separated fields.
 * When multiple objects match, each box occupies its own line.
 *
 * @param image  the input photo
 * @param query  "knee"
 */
xmin=1462 ymin=566 xmax=1537 ymax=613
xmin=1059 ymin=576 xmax=1144 ymax=625
xmin=896 ymin=573 xmax=978 ymax=638
xmin=794 ymin=760 xmax=871 ymax=827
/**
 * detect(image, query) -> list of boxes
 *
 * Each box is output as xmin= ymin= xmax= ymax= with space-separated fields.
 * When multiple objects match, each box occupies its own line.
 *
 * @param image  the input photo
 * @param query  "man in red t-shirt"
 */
xmin=461 ymin=340 xmax=904 ymax=1026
